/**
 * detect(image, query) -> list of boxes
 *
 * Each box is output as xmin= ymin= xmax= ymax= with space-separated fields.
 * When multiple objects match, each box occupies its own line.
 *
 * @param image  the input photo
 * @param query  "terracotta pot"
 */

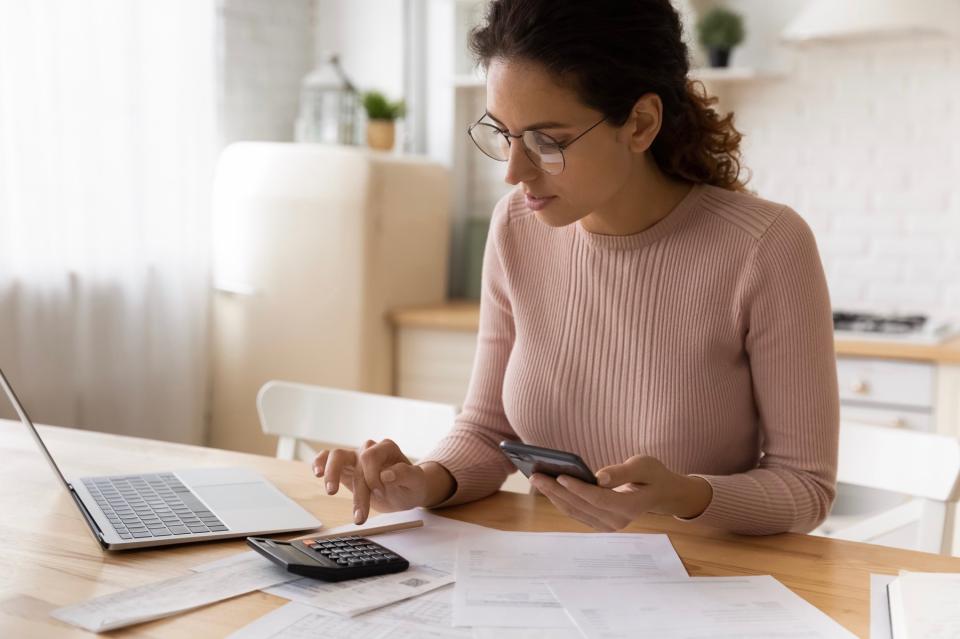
xmin=366 ymin=119 xmax=396 ymax=151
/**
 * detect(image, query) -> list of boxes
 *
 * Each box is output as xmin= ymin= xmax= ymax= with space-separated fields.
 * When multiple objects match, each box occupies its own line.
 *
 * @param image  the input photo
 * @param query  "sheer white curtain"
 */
xmin=0 ymin=1 xmax=216 ymax=443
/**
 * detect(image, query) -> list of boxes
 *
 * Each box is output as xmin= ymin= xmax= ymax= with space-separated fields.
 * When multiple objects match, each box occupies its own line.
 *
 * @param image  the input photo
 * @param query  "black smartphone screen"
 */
xmin=499 ymin=440 xmax=597 ymax=485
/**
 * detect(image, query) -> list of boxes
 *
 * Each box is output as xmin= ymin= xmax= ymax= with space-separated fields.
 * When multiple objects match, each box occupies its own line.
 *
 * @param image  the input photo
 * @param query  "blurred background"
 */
xmin=1 ymin=0 xmax=959 ymax=549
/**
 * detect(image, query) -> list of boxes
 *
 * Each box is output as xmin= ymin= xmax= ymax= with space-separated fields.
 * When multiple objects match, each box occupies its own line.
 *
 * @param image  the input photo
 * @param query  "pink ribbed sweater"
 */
xmin=422 ymin=183 xmax=840 ymax=535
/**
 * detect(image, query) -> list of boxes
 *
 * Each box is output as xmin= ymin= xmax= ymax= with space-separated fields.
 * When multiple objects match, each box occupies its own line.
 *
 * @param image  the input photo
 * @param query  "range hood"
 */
xmin=782 ymin=0 xmax=960 ymax=43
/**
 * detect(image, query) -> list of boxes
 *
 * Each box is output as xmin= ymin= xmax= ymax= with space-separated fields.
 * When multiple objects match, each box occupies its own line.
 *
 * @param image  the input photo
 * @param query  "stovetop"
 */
xmin=832 ymin=311 xmax=959 ymax=344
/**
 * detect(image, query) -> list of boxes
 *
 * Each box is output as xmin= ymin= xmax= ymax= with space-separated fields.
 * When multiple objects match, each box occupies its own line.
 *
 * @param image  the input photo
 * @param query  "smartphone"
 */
xmin=499 ymin=440 xmax=597 ymax=485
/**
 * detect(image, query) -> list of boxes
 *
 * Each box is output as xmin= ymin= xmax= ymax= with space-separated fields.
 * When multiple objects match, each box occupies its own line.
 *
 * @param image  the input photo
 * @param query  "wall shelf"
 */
xmin=690 ymin=66 xmax=786 ymax=83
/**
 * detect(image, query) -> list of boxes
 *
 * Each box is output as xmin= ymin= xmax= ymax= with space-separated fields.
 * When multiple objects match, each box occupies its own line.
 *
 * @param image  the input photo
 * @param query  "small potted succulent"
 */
xmin=361 ymin=91 xmax=406 ymax=151
xmin=696 ymin=7 xmax=745 ymax=68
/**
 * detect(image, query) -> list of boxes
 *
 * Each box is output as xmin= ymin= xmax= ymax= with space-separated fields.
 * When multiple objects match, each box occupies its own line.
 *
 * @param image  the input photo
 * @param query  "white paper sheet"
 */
xmin=264 ymin=564 xmax=453 ymax=616
xmin=870 ymin=574 xmax=895 ymax=639
xmin=472 ymin=628 xmax=582 ymax=639
xmin=887 ymin=571 xmax=960 ymax=638
xmin=452 ymin=531 xmax=688 ymax=628
xmin=548 ymin=576 xmax=858 ymax=639
xmin=227 ymin=587 xmax=472 ymax=639
xmin=50 ymin=555 xmax=297 ymax=632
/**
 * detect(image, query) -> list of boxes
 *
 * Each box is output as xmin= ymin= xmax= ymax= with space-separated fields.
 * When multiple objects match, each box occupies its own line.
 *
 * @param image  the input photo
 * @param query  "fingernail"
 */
xmin=382 ymin=470 xmax=396 ymax=483
xmin=596 ymin=472 xmax=610 ymax=486
xmin=373 ymin=488 xmax=383 ymax=499
xmin=326 ymin=482 xmax=334 ymax=494
xmin=557 ymin=476 xmax=569 ymax=487
xmin=354 ymin=509 xmax=362 ymax=524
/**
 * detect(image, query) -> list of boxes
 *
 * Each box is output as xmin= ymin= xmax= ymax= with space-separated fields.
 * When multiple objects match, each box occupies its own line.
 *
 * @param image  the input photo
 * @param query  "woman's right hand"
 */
xmin=312 ymin=439 xmax=455 ymax=524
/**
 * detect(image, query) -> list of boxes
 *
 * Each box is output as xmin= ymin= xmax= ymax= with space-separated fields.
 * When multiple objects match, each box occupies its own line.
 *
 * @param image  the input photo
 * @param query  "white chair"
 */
xmin=257 ymin=379 xmax=533 ymax=494
xmin=257 ymin=380 xmax=459 ymax=463
xmin=813 ymin=421 xmax=960 ymax=555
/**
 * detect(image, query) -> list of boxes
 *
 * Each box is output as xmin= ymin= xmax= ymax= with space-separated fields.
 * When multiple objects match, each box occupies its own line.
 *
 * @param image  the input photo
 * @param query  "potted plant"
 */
xmin=361 ymin=91 xmax=406 ymax=151
xmin=696 ymin=7 xmax=745 ymax=68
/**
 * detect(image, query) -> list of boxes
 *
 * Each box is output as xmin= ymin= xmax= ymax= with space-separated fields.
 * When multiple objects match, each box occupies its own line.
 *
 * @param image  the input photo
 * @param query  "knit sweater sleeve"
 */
xmin=684 ymin=207 xmax=840 ymax=534
xmin=419 ymin=195 xmax=519 ymax=506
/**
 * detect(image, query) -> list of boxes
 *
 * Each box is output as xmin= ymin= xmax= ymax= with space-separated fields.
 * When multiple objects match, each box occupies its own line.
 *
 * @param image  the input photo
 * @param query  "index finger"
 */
xmin=352 ymin=441 xmax=376 ymax=524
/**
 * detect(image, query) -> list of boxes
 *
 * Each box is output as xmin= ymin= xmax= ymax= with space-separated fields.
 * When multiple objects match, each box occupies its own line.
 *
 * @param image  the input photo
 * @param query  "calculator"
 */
xmin=246 ymin=535 xmax=410 ymax=582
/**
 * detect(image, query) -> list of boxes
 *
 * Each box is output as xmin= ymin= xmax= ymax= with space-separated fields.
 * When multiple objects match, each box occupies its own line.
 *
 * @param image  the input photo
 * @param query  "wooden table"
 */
xmin=4 ymin=420 xmax=960 ymax=637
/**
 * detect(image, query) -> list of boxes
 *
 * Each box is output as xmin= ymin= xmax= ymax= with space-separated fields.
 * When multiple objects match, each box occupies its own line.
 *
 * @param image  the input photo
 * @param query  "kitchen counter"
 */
xmin=389 ymin=301 xmax=960 ymax=364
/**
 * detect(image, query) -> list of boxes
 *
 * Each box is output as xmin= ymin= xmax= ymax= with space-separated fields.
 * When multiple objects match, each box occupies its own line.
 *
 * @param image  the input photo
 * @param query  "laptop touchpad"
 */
xmin=193 ymin=482 xmax=281 ymax=511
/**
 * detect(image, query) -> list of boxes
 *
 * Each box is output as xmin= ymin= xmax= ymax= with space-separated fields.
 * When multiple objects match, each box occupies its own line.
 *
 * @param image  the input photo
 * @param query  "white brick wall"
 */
xmin=727 ymin=38 xmax=960 ymax=317
xmin=217 ymin=0 xmax=315 ymax=145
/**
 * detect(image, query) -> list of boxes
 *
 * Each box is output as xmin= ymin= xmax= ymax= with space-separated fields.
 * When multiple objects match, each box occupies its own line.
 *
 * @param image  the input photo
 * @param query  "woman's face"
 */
xmin=484 ymin=57 xmax=650 ymax=228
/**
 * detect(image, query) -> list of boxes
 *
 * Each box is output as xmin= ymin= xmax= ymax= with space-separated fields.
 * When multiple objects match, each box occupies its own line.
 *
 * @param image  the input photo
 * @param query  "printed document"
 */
xmin=264 ymin=564 xmax=452 ymax=616
xmin=452 ymin=531 xmax=687 ymax=628
xmin=547 ymin=575 xmax=857 ymax=638
xmin=50 ymin=554 xmax=296 ymax=632
xmin=228 ymin=586 xmax=471 ymax=639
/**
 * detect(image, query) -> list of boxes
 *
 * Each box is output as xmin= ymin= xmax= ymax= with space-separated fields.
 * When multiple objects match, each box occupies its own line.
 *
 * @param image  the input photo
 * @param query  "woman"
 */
xmin=314 ymin=0 xmax=839 ymax=535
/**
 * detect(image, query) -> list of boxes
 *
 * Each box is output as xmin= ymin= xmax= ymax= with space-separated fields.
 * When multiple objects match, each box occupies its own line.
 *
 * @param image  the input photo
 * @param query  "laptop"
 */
xmin=0 ymin=367 xmax=321 ymax=550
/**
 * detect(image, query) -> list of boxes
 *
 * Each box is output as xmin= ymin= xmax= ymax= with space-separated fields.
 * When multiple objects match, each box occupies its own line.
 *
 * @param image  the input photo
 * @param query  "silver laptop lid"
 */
xmin=0 ymin=367 xmax=72 ymax=491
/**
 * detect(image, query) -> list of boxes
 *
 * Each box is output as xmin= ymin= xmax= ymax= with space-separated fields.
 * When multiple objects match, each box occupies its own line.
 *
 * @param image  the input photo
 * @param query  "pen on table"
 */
xmin=292 ymin=519 xmax=423 ymax=542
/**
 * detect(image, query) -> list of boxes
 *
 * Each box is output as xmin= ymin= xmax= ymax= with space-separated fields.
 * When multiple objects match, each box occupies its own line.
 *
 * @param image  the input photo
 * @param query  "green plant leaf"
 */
xmin=362 ymin=90 xmax=406 ymax=121
xmin=696 ymin=7 xmax=745 ymax=49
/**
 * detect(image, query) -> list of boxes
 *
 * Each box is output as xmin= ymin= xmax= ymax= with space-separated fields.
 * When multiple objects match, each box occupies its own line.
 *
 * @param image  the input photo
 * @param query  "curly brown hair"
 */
xmin=469 ymin=0 xmax=750 ymax=191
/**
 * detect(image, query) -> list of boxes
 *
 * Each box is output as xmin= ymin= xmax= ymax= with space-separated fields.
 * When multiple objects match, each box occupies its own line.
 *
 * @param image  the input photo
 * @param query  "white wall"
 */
xmin=218 ymin=0 xmax=315 ymax=145
xmin=716 ymin=0 xmax=960 ymax=317
xmin=313 ymin=0 xmax=406 ymax=101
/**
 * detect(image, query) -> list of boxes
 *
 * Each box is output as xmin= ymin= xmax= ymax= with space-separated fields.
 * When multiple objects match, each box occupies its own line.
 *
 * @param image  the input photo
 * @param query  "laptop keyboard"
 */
xmin=81 ymin=473 xmax=229 ymax=540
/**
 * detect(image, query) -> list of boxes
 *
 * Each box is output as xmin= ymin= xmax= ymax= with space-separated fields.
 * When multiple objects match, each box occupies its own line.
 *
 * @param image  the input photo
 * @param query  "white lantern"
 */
xmin=295 ymin=54 xmax=360 ymax=145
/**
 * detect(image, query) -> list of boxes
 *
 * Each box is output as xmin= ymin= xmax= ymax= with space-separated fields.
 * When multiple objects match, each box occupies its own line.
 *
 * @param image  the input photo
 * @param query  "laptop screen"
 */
xmin=0 ymin=367 xmax=72 ymax=491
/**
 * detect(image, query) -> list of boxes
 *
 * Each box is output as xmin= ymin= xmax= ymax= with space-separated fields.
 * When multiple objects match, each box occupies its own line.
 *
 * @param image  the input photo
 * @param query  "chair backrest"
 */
xmin=256 ymin=380 xmax=458 ymax=462
xmin=823 ymin=421 xmax=960 ymax=554
xmin=837 ymin=421 xmax=960 ymax=501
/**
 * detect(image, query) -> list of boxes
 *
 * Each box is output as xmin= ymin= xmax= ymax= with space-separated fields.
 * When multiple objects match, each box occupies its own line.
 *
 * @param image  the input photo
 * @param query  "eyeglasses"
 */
xmin=466 ymin=114 xmax=606 ymax=176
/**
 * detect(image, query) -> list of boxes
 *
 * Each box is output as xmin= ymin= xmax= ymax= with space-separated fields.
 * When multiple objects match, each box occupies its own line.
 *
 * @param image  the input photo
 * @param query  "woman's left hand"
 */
xmin=530 ymin=455 xmax=713 ymax=532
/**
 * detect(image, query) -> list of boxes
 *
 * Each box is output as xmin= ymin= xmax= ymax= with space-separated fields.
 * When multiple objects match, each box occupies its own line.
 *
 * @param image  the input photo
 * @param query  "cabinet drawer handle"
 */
xmin=850 ymin=380 xmax=870 ymax=395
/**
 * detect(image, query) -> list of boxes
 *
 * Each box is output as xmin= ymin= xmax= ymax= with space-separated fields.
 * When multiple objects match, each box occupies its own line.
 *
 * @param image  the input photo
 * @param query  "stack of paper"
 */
xmin=887 ymin=571 xmax=960 ymax=638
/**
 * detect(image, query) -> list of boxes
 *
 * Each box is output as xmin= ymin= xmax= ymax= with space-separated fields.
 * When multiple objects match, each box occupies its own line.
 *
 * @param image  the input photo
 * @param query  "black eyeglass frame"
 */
xmin=466 ymin=114 xmax=607 ymax=175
